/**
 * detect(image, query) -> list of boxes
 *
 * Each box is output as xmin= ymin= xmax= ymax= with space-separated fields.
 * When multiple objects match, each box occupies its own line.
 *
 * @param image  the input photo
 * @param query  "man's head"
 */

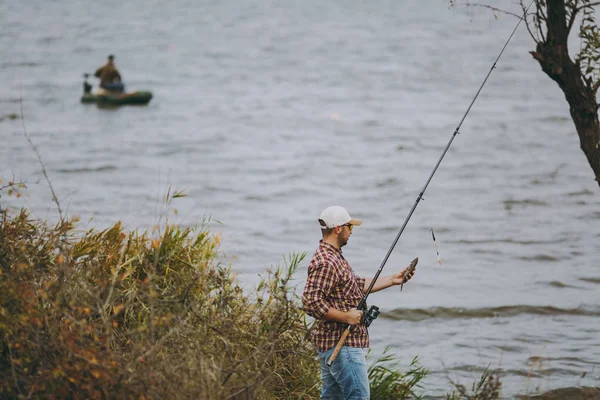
xmin=318 ymin=206 xmax=362 ymax=248
xmin=108 ymin=54 xmax=115 ymax=62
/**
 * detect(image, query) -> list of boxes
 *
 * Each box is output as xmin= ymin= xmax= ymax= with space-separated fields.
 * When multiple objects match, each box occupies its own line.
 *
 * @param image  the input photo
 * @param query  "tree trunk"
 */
xmin=529 ymin=0 xmax=600 ymax=186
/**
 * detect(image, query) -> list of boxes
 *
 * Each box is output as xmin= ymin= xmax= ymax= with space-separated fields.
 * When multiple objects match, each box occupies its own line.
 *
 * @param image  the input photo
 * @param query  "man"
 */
xmin=302 ymin=205 xmax=417 ymax=400
xmin=94 ymin=55 xmax=123 ymax=92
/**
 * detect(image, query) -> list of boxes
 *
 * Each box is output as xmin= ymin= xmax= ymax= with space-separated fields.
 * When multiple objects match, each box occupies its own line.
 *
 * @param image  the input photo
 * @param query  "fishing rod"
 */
xmin=327 ymin=1 xmax=534 ymax=367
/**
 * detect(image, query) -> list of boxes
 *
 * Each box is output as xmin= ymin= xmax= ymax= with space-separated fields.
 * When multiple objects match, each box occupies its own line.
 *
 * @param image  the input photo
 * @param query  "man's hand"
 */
xmin=391 ymin=258 xmax=418 ymax=286
xmin=344 ymin=309 xmax=363 ymax=325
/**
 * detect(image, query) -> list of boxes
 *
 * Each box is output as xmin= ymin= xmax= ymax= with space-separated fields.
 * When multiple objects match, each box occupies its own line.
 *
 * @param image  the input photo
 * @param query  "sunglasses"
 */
xmin=342 ymin=224 xmax=353 ymax=231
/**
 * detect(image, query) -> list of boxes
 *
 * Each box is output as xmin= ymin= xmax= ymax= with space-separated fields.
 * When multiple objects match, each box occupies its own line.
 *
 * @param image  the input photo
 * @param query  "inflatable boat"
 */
xmin=81 ymin=91 xmax=153 ymax=105
xmin=80 ymin=74 xmax=152 ymax=105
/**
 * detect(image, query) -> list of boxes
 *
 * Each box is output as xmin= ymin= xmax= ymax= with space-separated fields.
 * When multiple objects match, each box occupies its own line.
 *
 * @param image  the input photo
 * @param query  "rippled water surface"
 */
xmin=2 ymin=1 xmax=599 ymax=397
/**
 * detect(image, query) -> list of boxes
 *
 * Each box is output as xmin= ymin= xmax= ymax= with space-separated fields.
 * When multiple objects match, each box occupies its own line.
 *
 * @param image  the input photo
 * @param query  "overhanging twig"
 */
xmin=19 ymin=97 xmax=63 ymax=221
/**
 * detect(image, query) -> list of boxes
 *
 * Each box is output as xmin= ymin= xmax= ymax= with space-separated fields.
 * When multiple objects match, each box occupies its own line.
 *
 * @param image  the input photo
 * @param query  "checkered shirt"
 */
xmin=302 ymin=240 xmax=368 ymax=351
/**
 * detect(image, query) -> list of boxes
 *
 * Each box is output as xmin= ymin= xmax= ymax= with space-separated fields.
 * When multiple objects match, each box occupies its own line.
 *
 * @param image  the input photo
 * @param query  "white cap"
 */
xmin=318 ymin=206 xmax=362 ymax=229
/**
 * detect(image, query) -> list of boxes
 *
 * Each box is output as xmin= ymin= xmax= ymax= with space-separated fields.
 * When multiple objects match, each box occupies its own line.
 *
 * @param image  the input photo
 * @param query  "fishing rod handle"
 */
xmin=326 ymin=327 xmax=351 ymax=366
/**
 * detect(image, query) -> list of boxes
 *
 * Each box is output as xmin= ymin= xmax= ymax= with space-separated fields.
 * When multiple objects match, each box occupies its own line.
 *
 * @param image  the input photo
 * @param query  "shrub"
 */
xmin=0 ymin=211 xmax=318 ymax=399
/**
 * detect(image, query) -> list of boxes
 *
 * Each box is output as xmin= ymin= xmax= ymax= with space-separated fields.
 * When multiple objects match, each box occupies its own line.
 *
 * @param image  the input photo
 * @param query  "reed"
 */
xmin=446 ymin=365 xmax=502 ymax=400
xmin=368 ymin=347 xmax=428 ymax=400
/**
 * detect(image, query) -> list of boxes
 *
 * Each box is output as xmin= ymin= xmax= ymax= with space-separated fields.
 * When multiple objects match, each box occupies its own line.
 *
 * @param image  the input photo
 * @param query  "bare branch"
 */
xmin=569 ymin=1 xmax=600 ymax=32
xmin=530 ymin=50 xmax=545 ymax=63
xmin=465 ymin=2 xmax=525 ymax=19
xmin=19 ymin=97 xmax=63 ymax=221
xmin=521 ymin=0 xmax=541 ymax=43
xmin=536 ymin=1 xmax=548 ymax=42
xmin=567 ymin=3 xmax=580 ymax=34
xmin=573 ymin=1 xmax=600 ymax=14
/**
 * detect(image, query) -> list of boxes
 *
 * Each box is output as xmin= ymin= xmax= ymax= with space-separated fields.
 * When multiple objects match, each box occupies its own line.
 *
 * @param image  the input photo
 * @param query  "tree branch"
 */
xmin=19 ymin=97 xmax=63 ymax=221
xmin=573 ymin=1 xmax=600 ymax=14
xmin=465 ymin=3 xmax=525 ymax=19
xmin=569 ymin=2 xmax=600 ymax=33
xmin=536 ymin=1 xmax=548 ymax=42
xmin=566 ymin=3 xmax=579 ymax=34
xmin=521 ymin=0 xmax=541 ymax=43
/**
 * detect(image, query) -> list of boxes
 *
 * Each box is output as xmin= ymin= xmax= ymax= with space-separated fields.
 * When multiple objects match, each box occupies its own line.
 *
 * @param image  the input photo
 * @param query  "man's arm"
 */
xmin=324 ymin=307 xmax=363 ymax=325
xmin=94 ymin=66 xmax=104 ymax=78
xmin=362 ymin=264 xmax=416 ymax=294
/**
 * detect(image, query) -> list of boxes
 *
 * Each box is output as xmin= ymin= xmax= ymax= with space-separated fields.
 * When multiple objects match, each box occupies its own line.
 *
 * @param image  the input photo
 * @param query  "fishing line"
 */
xmin=327 ymin=1 xmax=535 ymax=366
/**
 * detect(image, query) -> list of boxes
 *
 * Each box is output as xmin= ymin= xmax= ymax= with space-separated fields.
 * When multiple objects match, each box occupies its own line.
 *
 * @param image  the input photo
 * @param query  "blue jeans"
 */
xmin=317 ymin=346 xmax=370 ymax=400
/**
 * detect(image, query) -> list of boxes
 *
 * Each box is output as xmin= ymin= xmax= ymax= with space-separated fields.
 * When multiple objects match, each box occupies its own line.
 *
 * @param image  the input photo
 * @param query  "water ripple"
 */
xmin=384 ymin=305 xmax=600 ymax=322
xmin=57 ymin=165 xmax=117 ymax=173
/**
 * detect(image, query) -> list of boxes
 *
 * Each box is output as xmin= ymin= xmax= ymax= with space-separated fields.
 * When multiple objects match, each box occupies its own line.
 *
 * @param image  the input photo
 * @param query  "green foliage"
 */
xmin=446 ymin=365 xmax=502 ymax=400
xmin=575 ymin=1 xmax=600 ymax=91
xmin=368 ymin=347 xmax=428 ymax=400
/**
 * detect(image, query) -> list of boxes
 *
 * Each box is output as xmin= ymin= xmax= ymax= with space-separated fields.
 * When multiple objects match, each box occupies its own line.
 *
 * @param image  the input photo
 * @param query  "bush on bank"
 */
xmin=0 ymin=210 xmax=427 ymax=399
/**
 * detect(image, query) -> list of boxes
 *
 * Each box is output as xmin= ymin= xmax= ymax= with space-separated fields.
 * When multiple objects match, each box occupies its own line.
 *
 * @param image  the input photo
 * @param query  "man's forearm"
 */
xmin=324 ymin=307 xmax=363 ymax=326
xmin=362 ymin=276 xmax=394 ymax=294
xmin=324 ymin=307 xmax=351 ymax=324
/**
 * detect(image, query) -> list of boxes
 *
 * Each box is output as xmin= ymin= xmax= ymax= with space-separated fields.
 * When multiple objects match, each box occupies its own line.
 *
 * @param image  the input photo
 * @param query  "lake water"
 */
xmin=1 ymin=0 xmax=599 ymax=397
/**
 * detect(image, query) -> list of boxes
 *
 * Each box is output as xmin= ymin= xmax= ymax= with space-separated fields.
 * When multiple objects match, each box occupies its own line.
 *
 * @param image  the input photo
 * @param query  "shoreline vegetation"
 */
xmin=0 ymin=206 xmax=598 ymax=399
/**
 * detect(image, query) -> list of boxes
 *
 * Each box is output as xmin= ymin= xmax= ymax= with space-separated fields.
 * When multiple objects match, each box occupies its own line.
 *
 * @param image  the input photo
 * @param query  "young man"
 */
xmin=302 ymin=205 xmax=417 ymax=400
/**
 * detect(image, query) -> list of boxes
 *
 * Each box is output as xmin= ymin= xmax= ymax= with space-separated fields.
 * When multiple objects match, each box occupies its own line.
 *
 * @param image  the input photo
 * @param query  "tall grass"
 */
xmin=446 ymin=365 xmax=502 ymax=400
xmin=368 ymin=347 xmax=428 ymax=400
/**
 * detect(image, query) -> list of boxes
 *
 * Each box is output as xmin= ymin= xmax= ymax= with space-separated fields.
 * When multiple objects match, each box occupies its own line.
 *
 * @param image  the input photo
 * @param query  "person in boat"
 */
xmin=302 ymin=206 xmax=417 ymax=400
xmin=94 ymin=54 xmax=124 ymax=93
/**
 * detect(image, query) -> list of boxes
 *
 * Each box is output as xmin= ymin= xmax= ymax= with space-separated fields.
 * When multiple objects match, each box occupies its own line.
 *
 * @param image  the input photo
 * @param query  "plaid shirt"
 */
xmin=302 ymin=240 xmax=369 ymax=351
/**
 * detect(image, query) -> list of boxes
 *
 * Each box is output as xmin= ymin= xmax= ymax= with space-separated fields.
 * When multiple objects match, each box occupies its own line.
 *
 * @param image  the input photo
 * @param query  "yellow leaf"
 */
xmin=152 ymin=239 xmax=160 ymax=249
xmin=113 ymin=304 xmax=125 ymax=315
xmin=56 ymin=254 xmax=64 ymax=264
xmin=91 ymin=370 xmax=100 ymax=379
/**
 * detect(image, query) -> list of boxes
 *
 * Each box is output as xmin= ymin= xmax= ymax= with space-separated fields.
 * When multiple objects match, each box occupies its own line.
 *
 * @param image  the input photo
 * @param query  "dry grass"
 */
xmin=0 ymin=210 xmax=318 ymax=399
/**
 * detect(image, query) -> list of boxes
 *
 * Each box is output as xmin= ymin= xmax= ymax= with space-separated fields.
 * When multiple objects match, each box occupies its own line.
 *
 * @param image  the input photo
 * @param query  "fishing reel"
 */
xmin=363 ymin=305 xmax=380 ymax=328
